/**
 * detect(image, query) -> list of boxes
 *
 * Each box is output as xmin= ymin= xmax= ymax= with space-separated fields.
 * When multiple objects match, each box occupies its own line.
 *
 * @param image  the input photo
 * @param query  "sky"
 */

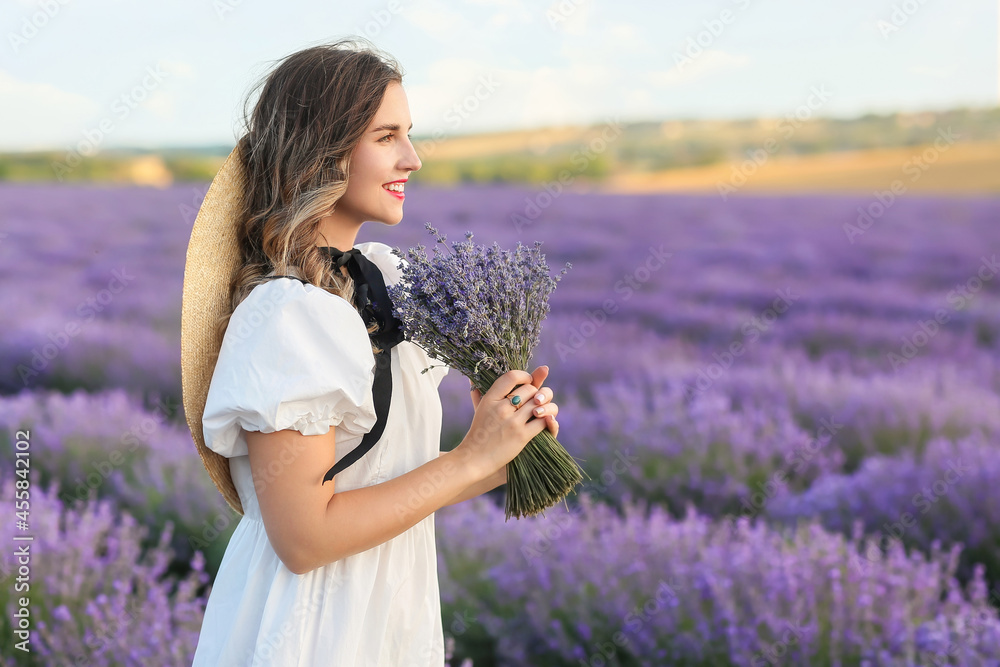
xmin=0 ymin=0 xmax=996 ymax=152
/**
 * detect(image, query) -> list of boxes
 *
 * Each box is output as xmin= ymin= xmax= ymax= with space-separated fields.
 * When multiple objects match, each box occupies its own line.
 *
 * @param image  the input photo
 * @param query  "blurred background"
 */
xmin=1 ymin=1 xmax=998 ymax=665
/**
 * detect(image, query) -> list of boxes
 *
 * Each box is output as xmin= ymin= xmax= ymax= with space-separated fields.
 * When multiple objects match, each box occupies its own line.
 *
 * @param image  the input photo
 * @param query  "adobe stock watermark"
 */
xmin=717 ymin=85 xmax=833 ymax=200
xmin=178 ymin=182 xmax=211 ymax=227
xmin=520 ymin=502 xmax=582 ymax=562
xmin=520 ymin=448 xmax=640 ymax=563
xmin=353 ymin=0 xmax=407 ymax=39
xmin=850 ymin=457 xmax=971 ymax=575
xmin=555 ymin=244 xmax=671 ymax=360
xmin=578 ymin=577 xmax=686 ymax=667
xmin=582 ymin=447 xmax=639 ymax=497
xmin=413 ymin=73 xmax=501 ymax=161
xmin=188 ymin=501 xmax=241 ymax=552
xmin=17 ymin=268 xmax=135 ymax=385
xmin=672 ymin=0 xmax=754 ymax=73
xmin=722 ymin=415 xmax=845 ymax=526
xmin=750 ymin=617 xmax=810 ymax=666
xmin=509 ymin=116 xmax=623 ymax=233
xmin=393 ymin=446 xmax=480 ymax=522
xmin=409 ymin=609 xmax=478 ymax=667
xmin=57 ymin=395 xmax=180 ymax=507
xmin=52 ymin=63 xmax=171 ymax=181
xmin=251 ymin=378 xmax=374 ymax=497
xmin=214 ymin=0 xmax=245 ymax=20
xmin=916 ymin=583 xmax=1000 ymax=664
xmin=8 ymin=0 xmax=72 ymax=54
xmin=682 ymin=288 xmax=800 ymax=397
xmin=545 ymin=0 xmax=586 ymax=30
xmin=875 ymin=0 xmax=931 ymax=39
xmin=843 ymin=126 xmax=960 ymax=244
xmin=238 ymin=586 xmax=344 ymax=665
xmin=65 ymin=599 xmax=145 ymax=664
xmin=887 ymin=254 xmax=998 ymax=371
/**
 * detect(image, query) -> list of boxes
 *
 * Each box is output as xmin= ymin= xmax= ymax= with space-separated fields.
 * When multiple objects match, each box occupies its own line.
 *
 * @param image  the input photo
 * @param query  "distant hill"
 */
xmin=602 ymin=140 xmax=1000 ymax=196
xmin=1 ymin=106 xmax=997 ymax=193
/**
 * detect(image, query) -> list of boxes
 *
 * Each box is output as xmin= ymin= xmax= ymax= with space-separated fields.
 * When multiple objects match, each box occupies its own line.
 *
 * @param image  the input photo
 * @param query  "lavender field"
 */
xmin=1 ymin=180 xmax=999 ymax=666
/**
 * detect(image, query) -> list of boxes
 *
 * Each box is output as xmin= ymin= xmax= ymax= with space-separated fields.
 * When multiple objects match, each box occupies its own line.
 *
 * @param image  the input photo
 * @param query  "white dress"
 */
xmin=192 ymin=241 xmax=450 ymax=667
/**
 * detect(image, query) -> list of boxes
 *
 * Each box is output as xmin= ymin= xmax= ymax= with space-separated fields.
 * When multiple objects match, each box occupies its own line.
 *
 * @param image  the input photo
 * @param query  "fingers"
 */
xmin=530 ymin=365 xmax=549 ymax=388
xmin=528 ymin=396 xmax=557 ymax=420
xmin=527 ymin=386 xmax=552 ymax=408
xmin=505 ymin=384 xmax=539 ymax=411
xmin=517 ymin=386 xmax=557 ymax=438
xmin=487 ymin=369 xmax=559 ymax=441
xmin=487 ymin=369 xmax=534 ymax=401
xmin=539 ymin=399 xmax=559 ymax=437
xmin=525 ymin=399 xmax=560 ymax=437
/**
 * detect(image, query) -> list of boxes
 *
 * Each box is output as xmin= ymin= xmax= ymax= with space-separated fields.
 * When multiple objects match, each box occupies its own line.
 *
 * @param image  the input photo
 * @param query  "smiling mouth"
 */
xmin=382 ymin=183 xmax=405 ymax=199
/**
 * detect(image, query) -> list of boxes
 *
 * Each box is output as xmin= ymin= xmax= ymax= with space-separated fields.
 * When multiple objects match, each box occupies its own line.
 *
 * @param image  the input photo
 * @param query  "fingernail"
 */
xmin=534 ymin=406 xmax=545 ymax=416
xmin=534 ymin=392 xmax=545 ymax=404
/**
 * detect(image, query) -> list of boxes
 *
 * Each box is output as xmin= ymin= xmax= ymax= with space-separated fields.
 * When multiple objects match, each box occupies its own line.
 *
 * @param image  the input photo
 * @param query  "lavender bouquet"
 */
xmin=388 ymin=224 xmax=586 ymax=520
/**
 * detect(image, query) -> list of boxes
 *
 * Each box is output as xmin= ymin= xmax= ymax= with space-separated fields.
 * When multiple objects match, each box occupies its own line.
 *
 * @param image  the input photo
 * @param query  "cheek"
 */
xmin=349 ymin=146 xmax=380 ymax=179
xmin=343 ymin=166 xmax=378 ymax=200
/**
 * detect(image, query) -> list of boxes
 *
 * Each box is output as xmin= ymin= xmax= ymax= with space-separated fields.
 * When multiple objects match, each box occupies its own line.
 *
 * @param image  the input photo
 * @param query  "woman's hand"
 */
xmin=455 ymin=368 xmax=561 ymax=478
xmin=469 ymin=365 xmax=558 ymax=437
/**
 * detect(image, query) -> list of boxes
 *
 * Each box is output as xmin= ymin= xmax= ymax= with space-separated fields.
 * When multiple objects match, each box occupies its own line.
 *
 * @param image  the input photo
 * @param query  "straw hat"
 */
xmin=181 ymin=143 xmax=247 ymax=515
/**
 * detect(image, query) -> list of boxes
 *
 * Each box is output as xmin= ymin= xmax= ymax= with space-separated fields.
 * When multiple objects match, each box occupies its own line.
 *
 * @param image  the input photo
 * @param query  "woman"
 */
xmin=184 ymin=37 xmax=560 ymax=665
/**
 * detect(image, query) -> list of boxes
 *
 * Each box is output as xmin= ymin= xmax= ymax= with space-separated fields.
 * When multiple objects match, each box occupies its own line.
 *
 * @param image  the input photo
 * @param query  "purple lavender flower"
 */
xmin=437 ymin=494 xmax=1000 ymax=665
xmin=0 ymin=474 xmax=208 ymax=665
xmin=388 ymin=223 xmax=581 ymax=519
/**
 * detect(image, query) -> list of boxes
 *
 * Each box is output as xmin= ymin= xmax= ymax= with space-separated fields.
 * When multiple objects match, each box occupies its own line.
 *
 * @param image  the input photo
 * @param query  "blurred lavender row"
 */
xmin=2 ymin=183 xmax=997 ymax=396
xmin=0 ymin=389 xmax=238 ymax=574
xmin=0 ymin=475 xmax=207 ymax=666
xmin=436 ymin=495 xmax=1000 ymax=666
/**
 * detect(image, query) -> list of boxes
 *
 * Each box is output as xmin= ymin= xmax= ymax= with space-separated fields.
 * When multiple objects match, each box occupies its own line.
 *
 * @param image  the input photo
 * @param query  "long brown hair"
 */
xmin=216 ymin=37 xmax=404 ymax=353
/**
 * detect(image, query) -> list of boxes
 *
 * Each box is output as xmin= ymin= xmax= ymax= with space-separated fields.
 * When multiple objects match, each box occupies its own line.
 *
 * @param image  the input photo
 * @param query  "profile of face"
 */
xmin=316 ymin=81 xmax=421 ymax=249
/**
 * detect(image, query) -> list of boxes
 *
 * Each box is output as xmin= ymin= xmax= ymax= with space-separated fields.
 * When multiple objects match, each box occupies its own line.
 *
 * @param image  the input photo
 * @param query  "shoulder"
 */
xmin=225 ymin=277 xmax=368 ymax=347
xmin=203 ymin=277 xmax=380 ymax=455
xmin=356 ymin=241 xmax=406 ymax=284
xmin=241 ymin=275 xmax=354 ymax=314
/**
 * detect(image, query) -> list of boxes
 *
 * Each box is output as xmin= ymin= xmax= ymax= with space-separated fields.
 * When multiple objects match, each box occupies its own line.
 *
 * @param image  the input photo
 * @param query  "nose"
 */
xmin=400 ymin=136 xmax=421 ymax=173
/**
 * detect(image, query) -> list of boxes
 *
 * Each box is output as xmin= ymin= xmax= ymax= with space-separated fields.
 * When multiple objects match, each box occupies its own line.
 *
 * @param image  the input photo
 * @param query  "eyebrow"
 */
xmin=370 ymin=122 xmax=413 ymax=133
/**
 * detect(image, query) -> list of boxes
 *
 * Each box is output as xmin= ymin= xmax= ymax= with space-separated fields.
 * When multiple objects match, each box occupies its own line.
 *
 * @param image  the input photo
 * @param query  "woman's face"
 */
xmin=316 ymin=81 xmax=421 ymax=248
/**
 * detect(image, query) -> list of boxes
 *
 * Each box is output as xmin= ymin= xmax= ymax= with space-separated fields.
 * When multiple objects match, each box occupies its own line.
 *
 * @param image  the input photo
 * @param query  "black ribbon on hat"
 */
xmin=317 ymin=246 xmax=405 ymax=484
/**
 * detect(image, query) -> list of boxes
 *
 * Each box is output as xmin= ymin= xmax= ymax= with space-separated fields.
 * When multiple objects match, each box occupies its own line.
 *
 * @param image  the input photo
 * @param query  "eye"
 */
xmin=378 ymin=133 xmax=413 ymax=143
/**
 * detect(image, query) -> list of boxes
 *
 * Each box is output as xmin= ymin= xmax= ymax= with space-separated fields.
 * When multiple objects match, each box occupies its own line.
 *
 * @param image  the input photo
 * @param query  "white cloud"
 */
xmin=605 ymin=21 xmax=656 ymax=57
xmin=466 ymin=0 xmax=533 ymax=26
xmin=401 ymin=0 xmax=475 ymax=39
xmin=405 ymin=57 xmax=508 ymax=132
xmin=143 ymin=90 xmax=177 ymax=120
xmin=543 ymin=0 xmax=592 ymax=35
xmin=159 ymin=59 xmax=196 ymax=79
xmin=0 ymin=70 xmax=98 ymax=150
xmin=407 ymin=56 xmax=650 ymax=135
xmin=651 ymin=50 xmax=751 ymax=86
xmin=909 ymin=65 xmax=950 ymax=78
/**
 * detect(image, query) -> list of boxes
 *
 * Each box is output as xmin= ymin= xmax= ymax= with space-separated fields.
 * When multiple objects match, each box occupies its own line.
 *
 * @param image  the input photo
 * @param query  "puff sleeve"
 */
xmin=202 ymin=279 xmax=377 ymax=459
